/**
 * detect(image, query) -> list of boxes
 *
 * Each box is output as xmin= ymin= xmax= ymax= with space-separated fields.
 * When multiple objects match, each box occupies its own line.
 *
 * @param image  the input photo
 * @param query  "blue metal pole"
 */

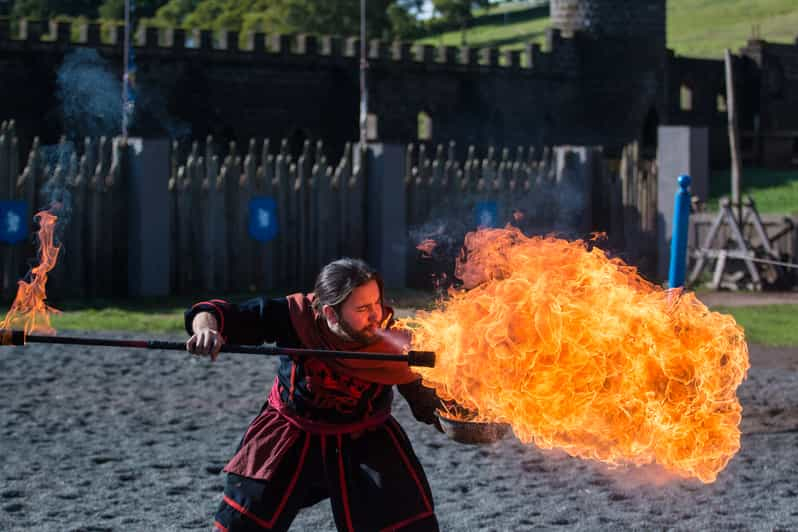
xmin=668 ymin=174 xmax=692 ymax=289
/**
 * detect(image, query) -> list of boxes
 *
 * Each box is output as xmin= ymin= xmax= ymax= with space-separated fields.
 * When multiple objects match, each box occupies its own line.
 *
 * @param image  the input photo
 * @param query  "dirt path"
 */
xmin=1 ymin=333 xmax=796 ymax=531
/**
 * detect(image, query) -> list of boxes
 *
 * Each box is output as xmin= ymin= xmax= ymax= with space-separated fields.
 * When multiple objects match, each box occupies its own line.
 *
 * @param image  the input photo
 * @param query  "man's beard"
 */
xmin=331 ymin=317 xmax=380 ymax=345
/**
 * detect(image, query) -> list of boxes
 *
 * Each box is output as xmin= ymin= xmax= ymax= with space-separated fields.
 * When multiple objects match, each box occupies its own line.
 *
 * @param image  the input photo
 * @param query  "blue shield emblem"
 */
xmin=474 ymin=201 xmax=499 ymax=228
xmin=0 ymin=201 xmax=28 ymax=244
xmin=248 ymin=197 xmax=278 ymax=242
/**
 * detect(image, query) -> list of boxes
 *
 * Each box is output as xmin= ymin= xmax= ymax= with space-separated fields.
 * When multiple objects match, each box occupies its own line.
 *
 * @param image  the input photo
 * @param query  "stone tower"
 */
xmin=550 ymin=0 xmax=666 ymax=49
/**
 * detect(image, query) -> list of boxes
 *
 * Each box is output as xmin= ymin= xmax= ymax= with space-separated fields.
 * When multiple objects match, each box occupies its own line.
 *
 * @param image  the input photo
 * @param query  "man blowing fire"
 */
xmin=185 ymin=258 xmax=443 ymax=531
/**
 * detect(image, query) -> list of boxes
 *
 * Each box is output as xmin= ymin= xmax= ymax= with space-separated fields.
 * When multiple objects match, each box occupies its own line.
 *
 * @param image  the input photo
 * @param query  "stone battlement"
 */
xmin=0 ymin=17 xmax=585 ymax=74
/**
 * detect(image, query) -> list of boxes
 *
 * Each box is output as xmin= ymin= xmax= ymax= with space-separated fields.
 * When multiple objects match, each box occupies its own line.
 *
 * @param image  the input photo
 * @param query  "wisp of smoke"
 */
xmin=57 ymin=48 xmax=123 ymax=140
xmin=37 ymin=142 xmax=77 ymax=245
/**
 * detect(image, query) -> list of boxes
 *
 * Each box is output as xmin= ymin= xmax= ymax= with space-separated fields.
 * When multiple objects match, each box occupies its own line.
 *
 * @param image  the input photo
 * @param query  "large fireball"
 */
xmin=399 ymin=227 xmax=749 ymax=483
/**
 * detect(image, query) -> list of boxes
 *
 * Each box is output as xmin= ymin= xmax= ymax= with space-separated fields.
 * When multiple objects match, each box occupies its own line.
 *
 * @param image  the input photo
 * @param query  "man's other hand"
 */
xmin=186 ymin=312 xmax=224 ymax=361
xmin=186 ymin=328 xmax=224 ymax=361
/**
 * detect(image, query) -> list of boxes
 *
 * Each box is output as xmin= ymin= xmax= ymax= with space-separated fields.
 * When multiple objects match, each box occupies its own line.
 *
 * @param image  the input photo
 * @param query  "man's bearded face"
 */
xmin=332 ymin=280 xmax=384 ymax=344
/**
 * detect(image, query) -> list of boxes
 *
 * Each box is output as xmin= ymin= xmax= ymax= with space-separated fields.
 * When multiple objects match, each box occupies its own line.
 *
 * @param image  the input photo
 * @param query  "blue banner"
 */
xmin=474 ymin=201 xmax=499 ymax=228
xmin=249 ymin=197 xmax=278 ymax=242
xmin=0 ymin=200 xmax=29 ymax=244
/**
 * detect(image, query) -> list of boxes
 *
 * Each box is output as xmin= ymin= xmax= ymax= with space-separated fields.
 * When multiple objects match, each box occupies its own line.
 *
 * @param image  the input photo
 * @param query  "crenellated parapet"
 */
xmin=0 ymin=16 xmax=581 ymax=76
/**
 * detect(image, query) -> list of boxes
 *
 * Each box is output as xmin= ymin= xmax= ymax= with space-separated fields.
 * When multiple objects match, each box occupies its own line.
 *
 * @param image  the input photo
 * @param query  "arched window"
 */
xmin=680 ymin=84 xmax=693 ymax=112
xmin=716 ymin=93 xmax=727 ymax=113
xmin=417 ymin=111 xmax=432 ymax=141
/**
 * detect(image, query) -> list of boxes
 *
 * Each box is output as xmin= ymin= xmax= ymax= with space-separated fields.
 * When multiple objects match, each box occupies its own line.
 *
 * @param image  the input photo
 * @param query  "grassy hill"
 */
xmin=708 ymin=168 xmax=798 ymax=214
xmin=419 ymin=0 xmax=798 ymax=59
xmin=417 ymin=2 xmax=549 ymax=51
xmin=668 ymin=0 xmax=798 ymax=58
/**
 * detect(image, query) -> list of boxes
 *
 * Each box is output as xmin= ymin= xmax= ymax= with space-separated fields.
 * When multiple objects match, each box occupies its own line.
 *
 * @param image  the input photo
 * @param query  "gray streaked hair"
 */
xmin=312 ymin=258 xmax=384 ymax=314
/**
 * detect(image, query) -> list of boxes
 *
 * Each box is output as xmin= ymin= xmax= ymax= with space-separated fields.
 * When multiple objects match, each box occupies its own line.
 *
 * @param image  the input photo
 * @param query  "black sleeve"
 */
xmin=184 ymin=296 xmax=301 ymax=347
xmin=397 ymin=379 xmax=444 ymax=432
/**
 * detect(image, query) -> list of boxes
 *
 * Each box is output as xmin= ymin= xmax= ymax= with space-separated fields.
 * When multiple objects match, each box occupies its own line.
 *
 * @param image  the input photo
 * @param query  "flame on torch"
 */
xmin=399 ymin=226 xmax=749 ymax=483
xmin=1 ymin=210 xmax=61 ymax=335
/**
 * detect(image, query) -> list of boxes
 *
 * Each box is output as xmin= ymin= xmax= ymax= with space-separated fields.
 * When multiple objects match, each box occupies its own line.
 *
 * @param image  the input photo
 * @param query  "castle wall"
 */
xmin=0 ymin=21 xmax=362 ymax=158
xmin=577 ymin=31 xmax=666 ymax=157
xmin=664 ymin=38 xmax=798 ymax=170
xmin=664 ymin=54 xmax=730 ymax=168
xmin=3 ymin=14 xmax=793 ymax=170
xmin=742 ymin=40 xmax=798 ymax=168
xmin=0 ymin=18 xmax=662 ymax=164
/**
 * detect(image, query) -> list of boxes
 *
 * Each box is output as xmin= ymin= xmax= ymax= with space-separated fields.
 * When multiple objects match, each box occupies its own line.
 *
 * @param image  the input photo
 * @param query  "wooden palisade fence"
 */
xmin=404 ymin=141 xmax=657 ymax=240
xmin=3 ymin=120 xmax=795 ymax=298
xmin=616 ymin=141 xmax=659 ymax=270
xmin=404 ymin=142 xmax=557 ymax=234
xmin=0 ymin=124 xmax=364 ymax=298
xmin=0 ymin=120 xmax=123 ymax=299
xmin=169 ymin=137 xmax=364 ymax=295
xmin=0 ymin=120 xmax=19 ymax=296
xmin=403 ymin=140 xmax=662 ymax=279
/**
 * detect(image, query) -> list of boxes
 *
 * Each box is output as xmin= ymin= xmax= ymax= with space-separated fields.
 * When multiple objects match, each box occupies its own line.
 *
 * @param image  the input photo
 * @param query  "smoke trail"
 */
xmin=57 ymin=48 xmax=123 ymax=140
xmin=36 ymin=142 xmax=77 ymax=249
xmin=406 ymin=147 xmax=597 ymax=291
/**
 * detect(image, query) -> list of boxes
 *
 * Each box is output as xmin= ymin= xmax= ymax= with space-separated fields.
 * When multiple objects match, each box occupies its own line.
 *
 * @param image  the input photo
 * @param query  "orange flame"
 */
xmin=399 ymin=227 xmax=749 ymax=483
xmin=1 ymin=211 xmax=61 ymax=334
xmin=416 ymin=239 xmax=438 ymax=257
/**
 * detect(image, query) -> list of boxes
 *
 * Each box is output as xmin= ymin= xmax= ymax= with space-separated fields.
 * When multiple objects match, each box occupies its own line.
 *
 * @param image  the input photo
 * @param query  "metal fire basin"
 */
xmin=436 ymin=409 xmax=511 ymax=445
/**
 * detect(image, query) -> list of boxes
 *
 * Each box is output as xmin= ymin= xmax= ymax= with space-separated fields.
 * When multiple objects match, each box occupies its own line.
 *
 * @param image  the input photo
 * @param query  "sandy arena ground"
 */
xmin=1 ymin=331 xmax=797 ymax=531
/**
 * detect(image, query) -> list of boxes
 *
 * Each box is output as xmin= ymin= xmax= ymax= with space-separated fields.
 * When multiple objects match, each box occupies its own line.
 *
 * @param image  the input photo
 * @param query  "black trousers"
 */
xmin=214 ymin=417 xmax=439 ymax=532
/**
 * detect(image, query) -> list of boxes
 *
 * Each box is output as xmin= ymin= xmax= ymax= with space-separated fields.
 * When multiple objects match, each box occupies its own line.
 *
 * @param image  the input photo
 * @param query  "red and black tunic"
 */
xmin=186 ymin=295 xmax=441 ymax=532
xmin=187 ymin=297 xmax=397 ymax=424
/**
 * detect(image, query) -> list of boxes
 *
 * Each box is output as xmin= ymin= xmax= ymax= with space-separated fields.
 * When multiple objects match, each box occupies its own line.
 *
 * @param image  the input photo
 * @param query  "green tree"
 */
xmin=97 ymin=0 xmax=167 ymax=20
xmin=432 ymin=0 xmax=491 ymax=44
xmin=11 ymin=0 xmax=103 ymax=19
xmin=151 ymin=0 xmax=267 ymax=31
xmin=150 ymin=0 xmax=202 ymax=26
xmin=387 ymin=0 xmax=425 ymax=38
xmin=181 ymin=0 xmax=228 ymax=29
xmin=387 ymin=3 xmax=419 ymax=39
xmin=255 ymin=0 xmax=395 ymax=38
xmin=147 ymin=0 xmax=420 ymax=38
